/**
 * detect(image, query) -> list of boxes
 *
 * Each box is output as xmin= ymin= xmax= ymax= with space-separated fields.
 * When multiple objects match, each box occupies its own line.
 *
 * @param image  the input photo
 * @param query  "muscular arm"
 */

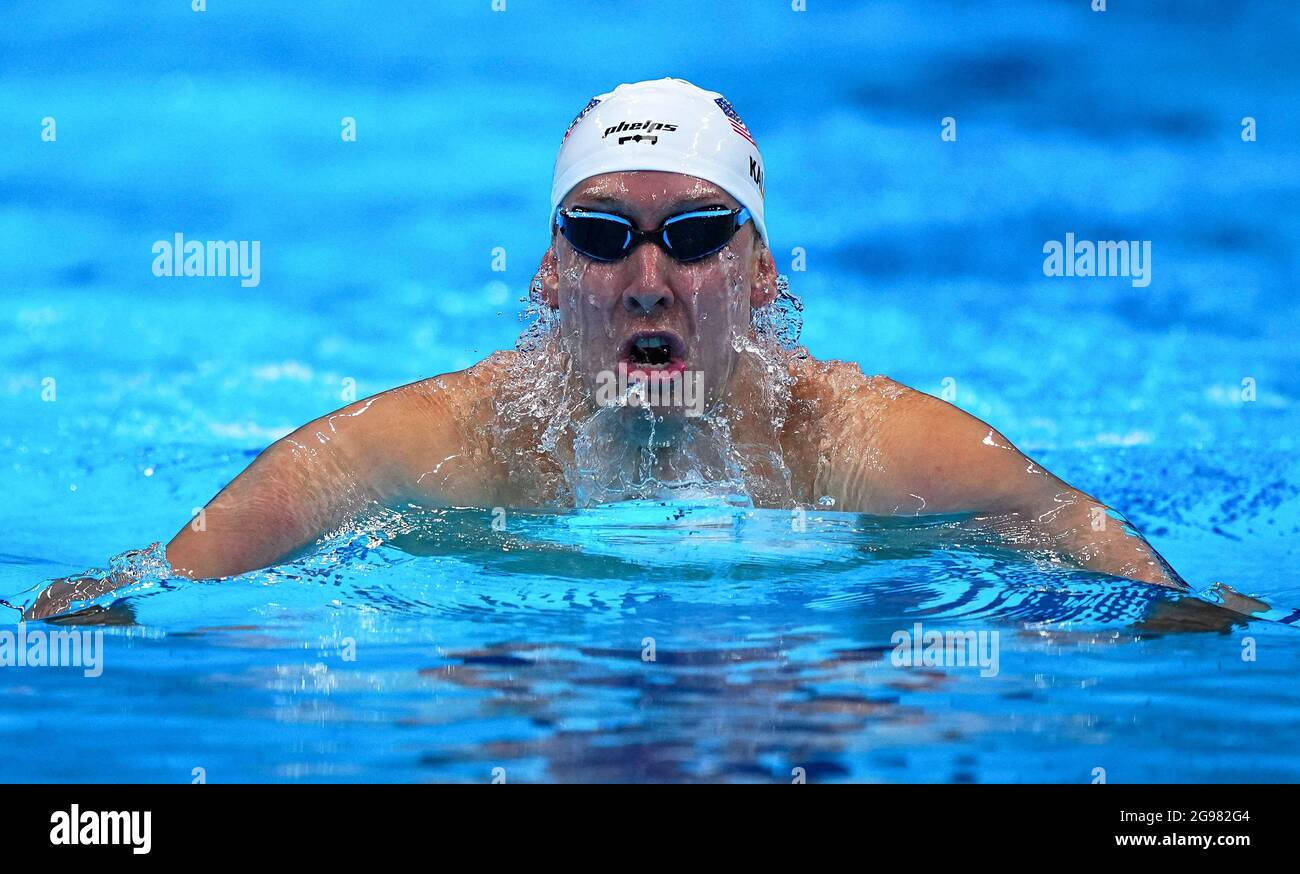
xmin=814 ymin=370 xmax=1184 ymax=588
xmin=171 ymin=366 xmax=499 ymax=577
xmin=26 ymin=363 xmax=501 ymax=618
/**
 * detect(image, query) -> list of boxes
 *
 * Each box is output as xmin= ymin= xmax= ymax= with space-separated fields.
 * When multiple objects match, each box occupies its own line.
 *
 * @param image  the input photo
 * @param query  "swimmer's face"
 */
xmin=538 ymin=171 xmax=777 ymax=417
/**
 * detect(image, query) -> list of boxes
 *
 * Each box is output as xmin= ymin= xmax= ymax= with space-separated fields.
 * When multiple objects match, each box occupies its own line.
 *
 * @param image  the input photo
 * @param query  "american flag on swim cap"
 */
xmin=714 ymin=97 xmax=756 ymax=146
xmin=561 ymin=97 xmax=601 ymax=145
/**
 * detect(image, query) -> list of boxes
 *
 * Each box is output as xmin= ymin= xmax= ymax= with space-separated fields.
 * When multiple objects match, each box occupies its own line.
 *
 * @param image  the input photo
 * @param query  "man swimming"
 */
xmin=25 ymin=78 xmax=1183 ymax=619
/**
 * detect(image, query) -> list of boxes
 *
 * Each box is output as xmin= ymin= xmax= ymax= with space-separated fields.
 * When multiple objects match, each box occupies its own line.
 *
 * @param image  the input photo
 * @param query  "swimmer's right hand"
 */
xmin=24 ymin=574 xmax=127 ymax=621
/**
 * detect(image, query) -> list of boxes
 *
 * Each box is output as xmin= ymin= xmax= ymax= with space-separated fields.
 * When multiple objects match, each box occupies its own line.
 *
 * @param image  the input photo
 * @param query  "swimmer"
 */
xmin=26 ymin=78 xmax=1184 ymax=619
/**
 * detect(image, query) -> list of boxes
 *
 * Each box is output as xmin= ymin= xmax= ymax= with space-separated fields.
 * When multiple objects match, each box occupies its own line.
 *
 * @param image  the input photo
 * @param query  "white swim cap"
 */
xmin=551 ymin=78 xmax=768 ymax=246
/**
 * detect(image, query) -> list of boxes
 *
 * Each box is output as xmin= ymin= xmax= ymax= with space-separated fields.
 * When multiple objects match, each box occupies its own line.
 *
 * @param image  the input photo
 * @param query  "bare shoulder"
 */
xmin=300 ymin=354 xmax=505 ymax=447
xmin=779 ymin=353 xmax=902 ymax=500
xmin=785 ymin=352 xmax=1024 ymax=512
xmin=786 ymin=352 xmax=918 ymax=423
xmin=791 ymin=353 xmax=1001 ymax=436
xmin=400 ymin=351 xmax=516 ymax=405
xmin=332 ymin=354 xmax=509 ymax=505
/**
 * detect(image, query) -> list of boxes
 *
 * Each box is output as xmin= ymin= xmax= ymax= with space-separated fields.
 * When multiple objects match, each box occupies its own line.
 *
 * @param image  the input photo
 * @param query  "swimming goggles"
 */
xmin=555 ymin=205 xmax=753 ymax=263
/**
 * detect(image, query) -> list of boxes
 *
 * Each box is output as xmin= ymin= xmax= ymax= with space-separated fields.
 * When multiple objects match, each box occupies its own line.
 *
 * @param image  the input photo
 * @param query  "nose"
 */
xmin=625 ymin=289 xmax=672 ymax=314
xmin=622 ymin=241 xmax=674 ymax=315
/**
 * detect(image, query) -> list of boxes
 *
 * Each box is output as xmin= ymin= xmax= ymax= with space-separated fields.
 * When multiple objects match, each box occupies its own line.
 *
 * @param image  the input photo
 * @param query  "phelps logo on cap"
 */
xmin=550 ymin=78 xmax=769 ymax=246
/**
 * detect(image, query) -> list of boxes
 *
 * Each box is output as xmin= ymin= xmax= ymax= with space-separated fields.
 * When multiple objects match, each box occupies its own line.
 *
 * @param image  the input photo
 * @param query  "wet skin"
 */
xmin=26 ymin=172 xmax=1183 ymax=619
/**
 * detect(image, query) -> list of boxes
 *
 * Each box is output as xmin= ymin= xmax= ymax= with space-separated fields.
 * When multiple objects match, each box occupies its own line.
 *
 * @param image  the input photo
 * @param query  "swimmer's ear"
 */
xmin=749 ymin=243 xmax=778 ymax=310
xmin=535 ymin=248 xmax=560 ymax=309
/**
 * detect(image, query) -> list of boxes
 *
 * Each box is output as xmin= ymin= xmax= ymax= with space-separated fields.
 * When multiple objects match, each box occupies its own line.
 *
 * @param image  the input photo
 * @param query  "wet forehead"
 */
xmin=563 ymin=171 xmax=739 ymax=226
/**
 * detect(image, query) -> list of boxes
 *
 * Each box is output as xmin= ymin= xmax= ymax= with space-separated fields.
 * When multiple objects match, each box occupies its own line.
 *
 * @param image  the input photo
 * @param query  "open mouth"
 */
xmin=619 ymin=330 xmax=687 ymax=376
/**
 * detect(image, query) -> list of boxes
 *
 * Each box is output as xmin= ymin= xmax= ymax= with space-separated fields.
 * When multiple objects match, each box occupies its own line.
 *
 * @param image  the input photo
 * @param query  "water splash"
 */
xmin=491 ymin=242 xmax=806 ymax=509
xmin=4 ymin=542 xmax=175 ymax=621
xmin=754 ymin=273 xmax=804 ymax=349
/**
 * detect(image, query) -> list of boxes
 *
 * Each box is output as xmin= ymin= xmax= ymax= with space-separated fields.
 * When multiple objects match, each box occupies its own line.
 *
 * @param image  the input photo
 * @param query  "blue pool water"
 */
xmin=2 ymin=1 xmax=1299 ymax=782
